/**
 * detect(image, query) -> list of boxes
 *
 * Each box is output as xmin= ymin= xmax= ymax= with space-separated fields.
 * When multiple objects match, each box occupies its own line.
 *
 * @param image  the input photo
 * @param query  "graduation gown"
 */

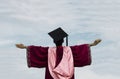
xmin=27 ymin=44 xmax=91 ymax=79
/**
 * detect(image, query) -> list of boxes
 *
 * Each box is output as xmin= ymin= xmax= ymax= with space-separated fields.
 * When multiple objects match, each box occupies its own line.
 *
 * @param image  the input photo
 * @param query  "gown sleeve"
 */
xmin=26 ymin=45 xmax=49 ymax=68
xmin=70 ymin=44 xmax=91 ymax=67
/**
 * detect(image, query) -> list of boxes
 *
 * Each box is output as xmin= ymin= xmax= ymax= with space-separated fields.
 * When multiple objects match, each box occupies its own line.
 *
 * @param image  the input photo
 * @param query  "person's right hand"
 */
xmin=89 ymin=39 xmax=102 ymax=47
xmin=15 ymin=44 xmax=27 ymax=49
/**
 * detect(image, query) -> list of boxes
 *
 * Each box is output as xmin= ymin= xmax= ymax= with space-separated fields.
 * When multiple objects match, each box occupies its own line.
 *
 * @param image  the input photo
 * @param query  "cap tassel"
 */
xmin=66 ymin=36 xmax=68 ymax=46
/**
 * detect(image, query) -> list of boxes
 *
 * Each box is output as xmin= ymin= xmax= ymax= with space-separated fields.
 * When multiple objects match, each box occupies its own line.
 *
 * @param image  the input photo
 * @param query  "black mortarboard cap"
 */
xmin=48 ymin=27 xmax=68 ymax=46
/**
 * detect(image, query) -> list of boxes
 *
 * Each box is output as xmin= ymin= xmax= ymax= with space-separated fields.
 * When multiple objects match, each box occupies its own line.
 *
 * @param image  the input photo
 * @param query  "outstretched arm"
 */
xmin=15 ymin=43 xmax=48 ymax=68
xmin=15 ymin=44 xmax=27 ymax=49
xmin=89 ymin=39 xmax=102 ymax=47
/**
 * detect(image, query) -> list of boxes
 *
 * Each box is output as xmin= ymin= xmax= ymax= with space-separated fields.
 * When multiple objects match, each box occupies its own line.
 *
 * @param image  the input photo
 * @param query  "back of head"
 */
xmin=48 ymin=27 xmax=68 ymax=46
xmin=54 ymin=39 xmax=64 ymax=46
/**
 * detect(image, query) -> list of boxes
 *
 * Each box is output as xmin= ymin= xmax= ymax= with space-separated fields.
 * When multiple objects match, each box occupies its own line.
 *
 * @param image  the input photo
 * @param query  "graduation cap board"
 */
xmin=48 ymin=27 xmax=68 ymax=46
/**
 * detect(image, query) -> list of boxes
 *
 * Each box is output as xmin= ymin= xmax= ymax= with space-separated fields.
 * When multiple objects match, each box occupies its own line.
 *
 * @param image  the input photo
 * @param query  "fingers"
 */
xmin=89 ymin=39 xmax=102 ymax=47
xmin=94 ymin=39 xmax=102 ymax=44
xmin=15 ymin=44 xmax=26 ymax=49
xmin=95 ymin=39 xmax=102 ymax=42
xmin=15 ymin=44 xmax=23 ymax=47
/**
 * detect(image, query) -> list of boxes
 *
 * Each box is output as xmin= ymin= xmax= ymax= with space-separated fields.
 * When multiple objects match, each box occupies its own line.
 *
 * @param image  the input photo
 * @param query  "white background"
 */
xmin=0 ymin=0 xmax=120 ymax=79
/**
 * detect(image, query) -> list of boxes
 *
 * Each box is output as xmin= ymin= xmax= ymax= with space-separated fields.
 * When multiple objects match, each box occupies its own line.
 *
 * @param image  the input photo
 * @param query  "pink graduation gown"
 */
xmin=27 ymin=44 xmax=91 ymax=79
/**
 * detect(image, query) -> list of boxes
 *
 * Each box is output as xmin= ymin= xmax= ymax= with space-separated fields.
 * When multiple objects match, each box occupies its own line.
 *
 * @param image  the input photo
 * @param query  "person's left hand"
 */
xmin=15 ymin=44 xmax=27 ymax=49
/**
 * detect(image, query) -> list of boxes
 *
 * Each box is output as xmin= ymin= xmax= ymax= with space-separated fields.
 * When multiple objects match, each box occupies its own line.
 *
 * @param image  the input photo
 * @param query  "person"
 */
xmin=15 ymin=27 xmax=101 ymax=79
